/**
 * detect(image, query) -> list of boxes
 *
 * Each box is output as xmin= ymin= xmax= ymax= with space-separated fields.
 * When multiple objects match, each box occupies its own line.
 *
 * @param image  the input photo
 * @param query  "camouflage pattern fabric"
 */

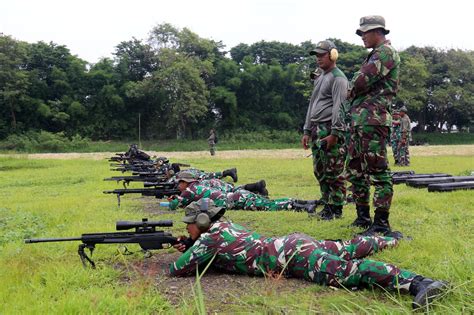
xmin=349 ymin=40 xmax=400 ymax=127
xmin=310 ymin=122 xmax=346 ymax=206
xmin=398 ymin=115 xmax=411 ymax=166
xmin=390 ymin=119 xmax=401 ymax=164
xmin=346 ymin=125 xmax=393 ymax=211
xmin=208 ymin=132 xmax=216 ymax=156
xmin=175 ymin=169 xmax=226 ymax=181
xmin=170 ymin=221 xmax=417 ymax=292
xmin=169 ymin=179 xmax=293 ymax=211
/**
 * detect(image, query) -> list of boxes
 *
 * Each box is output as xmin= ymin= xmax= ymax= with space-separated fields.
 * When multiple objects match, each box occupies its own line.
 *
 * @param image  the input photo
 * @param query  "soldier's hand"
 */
xmin=321 ymin=134 xmax=338 ymax=150
xmin=302 ymin=135 xmax=310 ymax=150
xmin=174 ymin=236 xmax=188 ymax=252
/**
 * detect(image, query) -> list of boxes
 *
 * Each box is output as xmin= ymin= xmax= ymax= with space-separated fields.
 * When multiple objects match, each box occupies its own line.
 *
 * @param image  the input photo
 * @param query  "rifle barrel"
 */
xmin=25 ymin=237 xmax=82 ymax=243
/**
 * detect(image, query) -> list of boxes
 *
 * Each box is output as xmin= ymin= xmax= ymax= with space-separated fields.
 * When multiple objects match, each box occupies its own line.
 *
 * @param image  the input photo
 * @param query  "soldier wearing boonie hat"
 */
xmin=346 ymin=15 xmax=401 ymax=236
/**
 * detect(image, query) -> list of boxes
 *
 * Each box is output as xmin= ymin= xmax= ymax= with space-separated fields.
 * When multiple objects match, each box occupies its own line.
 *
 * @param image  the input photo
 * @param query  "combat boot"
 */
xmin=358 ymin=209 xmax=391 ymax=236
xmin=409 ymin=276 xmax=448 ymax=309
xmin=222 ymin=168 xmax=238 ymax=182
xmin=291 ymin=201 xmax=316 ymax=214
xmin=350 ymin=205 xmax=372 ymax=228
xmin=242 ymin=180 xmax=268 ymax=196
xmin=320 ymin=205 xmax=343 ymax=220
xmin=316 ymin=204 xmax=332 ymax=219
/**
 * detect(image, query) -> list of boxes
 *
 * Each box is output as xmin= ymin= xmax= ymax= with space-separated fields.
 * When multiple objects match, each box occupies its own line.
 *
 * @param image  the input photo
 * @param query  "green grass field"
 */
xmin=0 ymin=147 xmax=473 ymax=313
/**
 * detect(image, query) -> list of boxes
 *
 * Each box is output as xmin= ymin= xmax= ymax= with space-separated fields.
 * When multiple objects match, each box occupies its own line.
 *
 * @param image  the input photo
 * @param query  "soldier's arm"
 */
xmin=351 ymin=48 xmax=397 ymax=96
xmin=169 ymin=237 xmax=217 ymax=276
xmin=331 ymin=77 xmax=349 ymax=138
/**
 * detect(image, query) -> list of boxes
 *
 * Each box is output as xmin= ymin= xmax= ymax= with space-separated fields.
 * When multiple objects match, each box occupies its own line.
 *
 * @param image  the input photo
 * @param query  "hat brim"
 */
xmin=178 ymin=178 xmax=197 ymax=183
xmin=356 ymin=25 xmax=390 ymax=36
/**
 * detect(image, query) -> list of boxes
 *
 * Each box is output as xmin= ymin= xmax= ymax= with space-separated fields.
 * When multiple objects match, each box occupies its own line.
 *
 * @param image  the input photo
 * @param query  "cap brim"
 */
xmin=309 ymin=48 xmax=328 ymax=55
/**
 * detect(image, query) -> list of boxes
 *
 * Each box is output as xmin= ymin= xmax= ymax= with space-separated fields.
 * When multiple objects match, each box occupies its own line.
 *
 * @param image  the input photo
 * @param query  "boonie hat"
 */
xmin=182 ymin=198 xmax=225 ymax=224
xmin=356 ymin=15 xmax=390 ymax=36
xmin=399 ymin=106 xmax=408 ymax=112
xmin=310 ymin=40 xmax=337 ymax=55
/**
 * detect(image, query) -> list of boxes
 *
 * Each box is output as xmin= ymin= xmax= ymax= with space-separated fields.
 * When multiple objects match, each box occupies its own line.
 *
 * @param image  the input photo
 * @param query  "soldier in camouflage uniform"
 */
xmin=171 ymin=167 xmax=238 ymax=183
xmin=168 ymin=171 xmax=318 ymax=213
xmin=390 ymin=111 xmax=401 ymax=165
xmin=170 ymin=199 xmax=448 ymax=310
xmin=346 ymin=16 xmax=400 ymax=235
xmin=208 ymin=129 xmax=217 ymax=156
xmin=302 ymin=40 xmax=348 ymax=221
xmin=398 ymin=106 xmax=411 ymax=166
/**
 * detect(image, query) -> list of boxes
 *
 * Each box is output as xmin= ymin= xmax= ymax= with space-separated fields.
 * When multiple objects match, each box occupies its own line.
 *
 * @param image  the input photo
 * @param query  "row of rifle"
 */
xmin=392 ymin=171 xmax=474 ymax=192
xmin=104 ymin=145 xmax=185 ymax=206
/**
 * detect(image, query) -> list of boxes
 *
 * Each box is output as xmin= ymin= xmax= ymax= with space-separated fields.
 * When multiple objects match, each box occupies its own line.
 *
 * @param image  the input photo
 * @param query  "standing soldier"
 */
xmin=346 ymin=16 xmax=400 ymax=235
xmin=398 ymin=106 xmax=411 ymax=166
xmin=208 ymin=129 xmax=217 ymax=156
xmin=391 ymin=110 xmax=401 ymax=165
xmin=302 ymin=40 xmax=349 ymax=220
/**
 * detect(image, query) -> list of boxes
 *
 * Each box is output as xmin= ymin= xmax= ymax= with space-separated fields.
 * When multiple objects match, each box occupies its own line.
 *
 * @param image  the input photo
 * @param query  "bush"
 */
xmin=0 ymin=131 xmax=91 ymax=153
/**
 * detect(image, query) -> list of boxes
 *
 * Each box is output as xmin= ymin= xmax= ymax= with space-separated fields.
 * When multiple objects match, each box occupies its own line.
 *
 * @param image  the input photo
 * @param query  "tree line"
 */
xmin=1 ymin=24 xmax=473 ymax=141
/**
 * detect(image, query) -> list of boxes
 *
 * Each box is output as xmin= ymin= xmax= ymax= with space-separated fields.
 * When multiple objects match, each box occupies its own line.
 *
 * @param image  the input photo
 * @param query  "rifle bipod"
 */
xmin=78 ymin=243 xmax=96 ymax=268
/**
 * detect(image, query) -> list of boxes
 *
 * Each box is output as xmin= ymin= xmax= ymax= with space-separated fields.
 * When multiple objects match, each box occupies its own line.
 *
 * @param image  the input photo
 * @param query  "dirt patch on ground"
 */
xmin=123 ymin=252 xmax=314 ymax=312
xmin=2 ymin=145 xmax=473 ymax=160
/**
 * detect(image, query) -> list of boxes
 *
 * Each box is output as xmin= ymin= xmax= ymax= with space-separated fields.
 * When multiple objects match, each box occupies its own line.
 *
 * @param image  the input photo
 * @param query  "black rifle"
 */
xmin=406 ymin=176 xmax=474 ymax=188
xmin=103 ymin=185 xmax=180 ymax=206
xmin=392 ymin=173 xmax=452 ymax=184
xmin=25 ymin=218 xmax=179 ymax=268
xmin=104 ymin=175 xmax=168 ymax=188
xmin=390 ymin=170 xmax=415 ymax=177
xmin=428 ymin=181 xmax=474 ymax=192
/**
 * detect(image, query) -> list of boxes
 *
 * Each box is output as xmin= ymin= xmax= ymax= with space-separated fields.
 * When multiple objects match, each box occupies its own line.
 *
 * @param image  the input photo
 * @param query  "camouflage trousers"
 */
xmin=346 ymin=126 xmax=393 ymax=211
xmin=390 ymin=137 xmax=400 ymax=164
xmin=398 ymin=140 xmax=410 ymax=166
xmin=310 ymin=122 xmax=347 ymax=206
xmin=209 ymin=142 xmax=216 ymax=156
xmin=275 ymin=234 xmax=417 ymax=291
xmin=227 ymin=189 xmax=292 ymax=211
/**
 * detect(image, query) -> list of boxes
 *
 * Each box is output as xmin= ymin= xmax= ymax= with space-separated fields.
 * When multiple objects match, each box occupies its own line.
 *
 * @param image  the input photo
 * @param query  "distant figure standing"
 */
xmin=390 ymin=111 xmax=401 ymax=165
xmin=208 ymin=129 xmax=217 ymax=156
xmin=398 ymin=106 xmax=411 ymax=166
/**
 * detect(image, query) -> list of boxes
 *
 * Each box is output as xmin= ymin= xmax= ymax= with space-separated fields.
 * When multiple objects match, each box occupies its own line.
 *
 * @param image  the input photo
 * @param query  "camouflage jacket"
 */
xmin=170 ymin=221 xmax=305 ymax=277
xmin=169 ymin=179 xmax=232 ymax=210
xmin=349 ymin=40 xmax=400 ymax=127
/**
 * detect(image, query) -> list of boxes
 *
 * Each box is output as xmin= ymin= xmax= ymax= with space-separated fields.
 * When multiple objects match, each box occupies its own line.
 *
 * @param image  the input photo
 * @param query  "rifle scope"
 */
xmin=116 ymin=218 xmax=173 ymax=231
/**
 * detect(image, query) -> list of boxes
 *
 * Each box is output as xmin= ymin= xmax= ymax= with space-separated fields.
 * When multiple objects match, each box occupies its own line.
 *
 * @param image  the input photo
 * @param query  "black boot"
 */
xmin=350 ymin=205 xmax=372 ymax=228
xmin=222 ymin=168 xmax=238 ymax=182
xmin=316 ymin=204 xmax=332 ymax=219
xmin=410 ymin=276 xmax=448 ymax=309
xmin=242 ymin=180 xmax=268 ymax=196
xmin=320 ymin=205 xmax=343 ymax=220
xmin=291 ymin=201 xmax=316 ymax=214
xmin=358 ymin=209 xmax=391 ymax=236
xmin=294 ymin=199 xmax=323 ymax=206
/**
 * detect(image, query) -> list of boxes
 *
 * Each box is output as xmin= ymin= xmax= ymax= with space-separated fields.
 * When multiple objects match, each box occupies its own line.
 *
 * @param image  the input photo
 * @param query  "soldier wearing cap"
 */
xmin=170 ymin=199 xmax=448 ymax=310
xmin=346 ymin=15 xmax=400 ymax=236
xmin=398 ymin=106 xmax=411 ymax=166
xmin=302 ymin=40 xmax=349 ymax=221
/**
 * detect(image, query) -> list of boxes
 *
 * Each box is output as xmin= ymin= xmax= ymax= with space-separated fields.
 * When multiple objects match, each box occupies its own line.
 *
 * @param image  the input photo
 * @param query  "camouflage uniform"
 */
xmin=398 ymin=114 xmax=411 ymax=166
xmin=170 ymin=221 xmax=417 ymax=292
xmin=390 ymin=118 xmax=401 ymax=165
xmin=169 ymin=179 xmax=293 ymax=211
xmin=347 ymin=39 xmax=400 ymax=212
xmin=173 ymin=169 xmax=226 ymax=181
xmin=208 ymin=130 xmax=216 ymax=156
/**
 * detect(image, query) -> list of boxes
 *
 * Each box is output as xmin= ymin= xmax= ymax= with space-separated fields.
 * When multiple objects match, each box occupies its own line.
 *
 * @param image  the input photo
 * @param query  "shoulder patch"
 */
xmin=331 ymin=67 xmax=347 ymax=79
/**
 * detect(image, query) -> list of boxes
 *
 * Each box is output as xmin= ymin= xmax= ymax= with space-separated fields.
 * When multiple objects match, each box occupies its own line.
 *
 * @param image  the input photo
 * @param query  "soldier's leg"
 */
xmin=311 ymin=123 xmax=330 ymax=203
xmin=305 ymin=249 xmax=417 ymax=292
xmin=346 ymin=126 xmax=371 ymax=206
xmin=315 ymin=235 xmax=399 ymax=260
xmin=228 ymin=189 xmax=292 ymax=211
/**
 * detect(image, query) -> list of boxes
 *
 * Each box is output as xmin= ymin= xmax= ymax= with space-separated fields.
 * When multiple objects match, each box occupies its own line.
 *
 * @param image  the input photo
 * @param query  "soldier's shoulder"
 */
xmin=331 ymin=67 xmax=348 ymax=80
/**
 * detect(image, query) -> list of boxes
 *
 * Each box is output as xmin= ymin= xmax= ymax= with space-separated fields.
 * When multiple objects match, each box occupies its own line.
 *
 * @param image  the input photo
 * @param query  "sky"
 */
xmin=1 ymin=0 xmax=472 ymax=63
